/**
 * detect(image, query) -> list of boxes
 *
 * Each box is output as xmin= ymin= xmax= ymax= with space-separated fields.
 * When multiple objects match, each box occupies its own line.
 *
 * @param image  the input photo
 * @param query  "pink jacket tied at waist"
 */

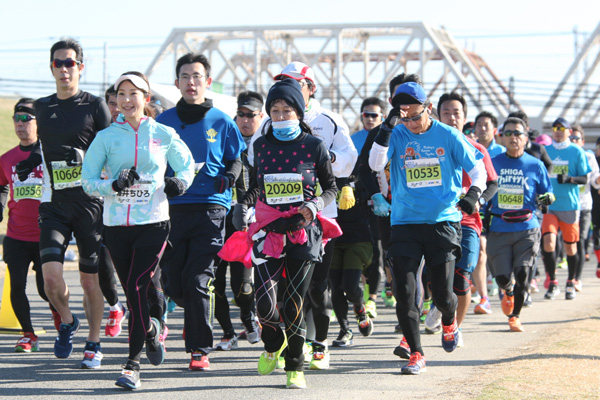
xmin=218 ymin=200 xmax=342 ymax=267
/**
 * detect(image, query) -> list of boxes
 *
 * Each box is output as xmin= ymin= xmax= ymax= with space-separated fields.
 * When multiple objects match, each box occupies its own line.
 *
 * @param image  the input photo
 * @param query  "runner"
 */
xmin=435 ymin=93 xmax=498 ymax=346
xmin=250 ymin=61 xmax=357 ymax=370
xmin=568 ymin=125 xmax=600 ymax=291
xmin=369 ymin=82 xmax=485 ymax=374
xmin=351 ymin=96 xmax=386 ymax=319
xmin=156 ymin=53 xmax=245 ymax=371
xmin=542 ymin=118 xmax=591 ymax=300
xmin=82 ymin=71 xmax=195 ymax=389
xmin=16 ymin=38 xmax=111 ymax=368
xmin=237 ymin=79 xmax=338 ymax=388
xmin=487 ymin=117 xmax=554 ymax=331
xmin=213 ymin=91 xmax=264 ymax=350
xmin=0 ymin=99 xmax=54 ymax=352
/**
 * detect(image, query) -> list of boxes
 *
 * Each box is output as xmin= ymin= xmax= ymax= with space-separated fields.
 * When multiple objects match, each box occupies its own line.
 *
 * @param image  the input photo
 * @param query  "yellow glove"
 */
xmin=338 ymin=186 xmax=356 ymax=210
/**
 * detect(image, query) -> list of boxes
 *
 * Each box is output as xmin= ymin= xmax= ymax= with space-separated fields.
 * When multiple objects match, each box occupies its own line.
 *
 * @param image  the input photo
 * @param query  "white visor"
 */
xmin=114 ymin=74 xmax=150 ymax=93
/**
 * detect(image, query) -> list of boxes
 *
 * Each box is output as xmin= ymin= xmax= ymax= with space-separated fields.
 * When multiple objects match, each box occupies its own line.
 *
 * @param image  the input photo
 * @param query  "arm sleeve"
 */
xmin=466 ymin=159 xmax=486 ymax=194
xmin=588 ymin=153 xmax=600 ymax=190
xmin=225 ymin=157 xmax=242 ymax=182
xmin=27 ymin=142 xmax=43 ymax=168
xmin=369 ymin=142 xmax=389 ymax=172
xmin=315 ymin=142 xmax=338 ymax=208
xmin=0 ymin=184 xmax=8 ymax=217
xmin=481 ymin=180 xmax=498 ymax=203
xmin=328 ymin=118 xmax=358 ymax=178
xmin=357 ymin=128 xmax=384 ymax=197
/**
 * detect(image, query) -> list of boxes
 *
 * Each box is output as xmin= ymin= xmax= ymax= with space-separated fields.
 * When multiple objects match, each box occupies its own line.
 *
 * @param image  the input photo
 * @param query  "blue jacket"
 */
xmin=82 ymin=116 xmax=195 ymax=226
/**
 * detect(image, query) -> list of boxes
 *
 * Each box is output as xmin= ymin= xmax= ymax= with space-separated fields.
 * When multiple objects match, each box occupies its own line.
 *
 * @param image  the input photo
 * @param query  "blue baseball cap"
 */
xmin=552 ymin=117 xmax=571 ymax=129
xmin=391 ymin=82 xmax=427 ymax=108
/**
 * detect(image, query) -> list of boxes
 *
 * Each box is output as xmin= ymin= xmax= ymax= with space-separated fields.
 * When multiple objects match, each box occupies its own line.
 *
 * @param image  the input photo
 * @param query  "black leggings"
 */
xmin=214 ymin=259 xmax=255 ymax=335
xmin=3 ymin=237 xmax=49 ymax=333
xmin=104 ymin=222 xmax=169 ymax=362
xmin=98 ymin=244 xmax=119 ymax=307
xmin=254 ymin=257 xmax=314 ymax=372
xmin=391 ymin=256 xmax=456 ymax=355
xmin=495 ymin=266 xmax=529 ymax=317
xmin=307 ymin=238 xmax=335 ymax=342
xmin=329 ymin=268 xmax=363 ymax=331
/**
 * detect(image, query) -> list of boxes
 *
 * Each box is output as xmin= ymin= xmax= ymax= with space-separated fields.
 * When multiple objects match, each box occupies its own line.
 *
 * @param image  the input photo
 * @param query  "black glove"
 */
xmin=557 ymin=174 xmax=570 ymax=184
xmin=213 ymin=174 xmax=234 ymax=194
xmin=232 ymin=204 xmax=249 ymax=231
xmin=457 ymin=186 xmax=482 ymax=215
xmin=112 ymin=166 xmax=140 ymax=192
xmin=383 ymin=107 xmax=401 ymax=130
xmin=16 ymin=159 xmax=35 ymax=182
xmin=537 ymin=192 xmax=556 ymax=206
xmin=164 ymin=176 xmax=186 ymax=198
xmin=264 ymin=214 xmax=306 ymax=234
xmin=64 ymin=147 xmax=84 ymax=167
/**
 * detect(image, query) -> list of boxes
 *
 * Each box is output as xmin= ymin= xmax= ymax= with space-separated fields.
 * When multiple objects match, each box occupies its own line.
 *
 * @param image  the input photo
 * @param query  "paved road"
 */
xmin=0 ymin=261 xmax=599 ymax=399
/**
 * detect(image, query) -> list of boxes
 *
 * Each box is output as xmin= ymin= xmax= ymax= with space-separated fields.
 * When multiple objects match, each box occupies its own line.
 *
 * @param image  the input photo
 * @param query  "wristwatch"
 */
xmin=478 ymin=197 xmax=486 ymax=207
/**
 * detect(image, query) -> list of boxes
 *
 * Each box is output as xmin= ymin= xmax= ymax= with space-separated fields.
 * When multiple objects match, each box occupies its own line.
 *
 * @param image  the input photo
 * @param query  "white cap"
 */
xmin=114 ymin=74 xmax=150 ymax=93
xmin=273 ymin=61 xmax=316 ymax=87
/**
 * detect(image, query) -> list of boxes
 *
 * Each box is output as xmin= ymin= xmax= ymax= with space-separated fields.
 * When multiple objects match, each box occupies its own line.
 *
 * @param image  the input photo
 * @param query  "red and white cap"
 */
xmin=274 ymin=61 xmax=316 ymax=86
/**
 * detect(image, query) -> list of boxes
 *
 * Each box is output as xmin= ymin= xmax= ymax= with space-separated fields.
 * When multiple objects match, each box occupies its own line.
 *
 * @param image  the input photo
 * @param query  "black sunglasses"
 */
xmin=13 ymin=114 xmax=35 ymax=123
xmin=362 ymin=112 xmax=382 ymax=119
xmin=503 ymin=130 xmax=526 ymax=137
xmin=237 ymin=111 xmax=260 ymax=119
xmin=51 ymin=59 xmax=81 ymax=68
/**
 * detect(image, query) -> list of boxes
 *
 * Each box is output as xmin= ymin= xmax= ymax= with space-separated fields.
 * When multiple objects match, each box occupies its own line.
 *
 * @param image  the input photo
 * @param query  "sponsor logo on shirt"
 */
xmin=206 ymin=129 xmax=218 ymax=143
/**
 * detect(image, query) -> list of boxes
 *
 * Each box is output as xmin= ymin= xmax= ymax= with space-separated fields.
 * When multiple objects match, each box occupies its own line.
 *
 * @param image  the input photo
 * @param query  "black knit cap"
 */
xmin=265 ymin=79 xmax=305 ymax=120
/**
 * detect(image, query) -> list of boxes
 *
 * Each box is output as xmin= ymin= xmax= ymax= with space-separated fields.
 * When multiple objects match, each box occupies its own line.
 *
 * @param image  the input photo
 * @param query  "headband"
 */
xmin=113 ymin=74 xmax=150 ymax=93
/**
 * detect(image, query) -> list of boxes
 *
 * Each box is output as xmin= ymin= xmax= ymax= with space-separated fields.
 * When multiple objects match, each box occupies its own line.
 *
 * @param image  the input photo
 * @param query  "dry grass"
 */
xmin=453 ymin=307 xmax=600 ymax=399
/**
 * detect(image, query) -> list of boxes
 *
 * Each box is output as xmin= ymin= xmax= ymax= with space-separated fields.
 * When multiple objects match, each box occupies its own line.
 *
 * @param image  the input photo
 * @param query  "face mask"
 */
xmin=272 ymin=119 xmax=301 ymax=141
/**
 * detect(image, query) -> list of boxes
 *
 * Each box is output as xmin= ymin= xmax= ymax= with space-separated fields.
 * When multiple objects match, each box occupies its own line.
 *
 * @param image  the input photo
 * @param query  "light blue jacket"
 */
xmin=82 ymin=115 xmax=195 ymax=226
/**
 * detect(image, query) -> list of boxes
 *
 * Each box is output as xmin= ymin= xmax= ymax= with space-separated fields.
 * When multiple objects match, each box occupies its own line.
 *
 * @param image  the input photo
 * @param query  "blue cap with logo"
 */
xmin=392 ymin=82 xmax=427 ymax=108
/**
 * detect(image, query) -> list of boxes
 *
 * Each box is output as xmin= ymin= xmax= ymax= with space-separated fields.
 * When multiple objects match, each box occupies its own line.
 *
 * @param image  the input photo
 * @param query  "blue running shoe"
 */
xmin=80 ymin=341 xmax=103 ymax=369
xmin=54 ymin=315 xmax=80 ymax=359
xmin=441 ymin=318 xmax=459 ymax=353
xmin=146 ymin=318 xmax=165 ymax=366
xmin=401 ymin=352 xmax=427 ymax=375
xmin=115 ymin=360 xmax=141 ymax=390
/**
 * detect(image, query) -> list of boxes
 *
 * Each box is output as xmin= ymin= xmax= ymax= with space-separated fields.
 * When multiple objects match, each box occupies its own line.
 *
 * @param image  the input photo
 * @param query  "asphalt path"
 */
xmin=0 ymin=260 xmax=599 ymax=399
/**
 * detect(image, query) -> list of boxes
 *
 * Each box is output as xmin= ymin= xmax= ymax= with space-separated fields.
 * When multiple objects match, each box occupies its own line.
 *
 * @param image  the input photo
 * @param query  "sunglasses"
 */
xmin=569 ymin=136 xmax=582 ymax=141
xmin=362 ymin=112 xmax=382 ymax=119
xmin=502 ymin=130 xmax=526 ymax=137
xmin=237 ymin=111 xmax=260 ymax=119
xmin=400 ymin=107 xmax=427 ymax=123
xmin=463 ymin=129 xmax=474 ymax=135
xmin=13 ymin=114 xmax=35 ymax=123
xmin=51 ymin=59 xmax=81 ymax=69
xmin=552 ymin=126 xmax=568 ymax=132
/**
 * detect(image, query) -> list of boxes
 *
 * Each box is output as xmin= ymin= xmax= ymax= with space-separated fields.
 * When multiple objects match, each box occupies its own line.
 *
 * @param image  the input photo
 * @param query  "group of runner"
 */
xmin=1 ymin=37 xmax=598 ymax=389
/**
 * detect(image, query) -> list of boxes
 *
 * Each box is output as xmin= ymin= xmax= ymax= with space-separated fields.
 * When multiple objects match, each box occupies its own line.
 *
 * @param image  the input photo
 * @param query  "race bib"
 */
xmin=51 ymin=161 xmax=81 ymax=190
xmin=550 ymin=160 xmax=568 ymax=178
xmin=13 ymin=180 xmax=42 ymax=201
xmin=264 ymin=173 xmax=303 ymax=205
xmin=498 ymin=186 xmax=524 ymax=210
xmin=405 ymin=158 xmax=442 ymax=188
xmin=579 ymin=184 xmax=585 ymax=195
xmin=115 ymin=174 xmax=154 ymax=205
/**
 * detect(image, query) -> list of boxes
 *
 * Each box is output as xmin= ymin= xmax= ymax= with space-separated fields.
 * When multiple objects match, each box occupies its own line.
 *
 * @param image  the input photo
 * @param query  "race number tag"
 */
xmin=115 ymin=174 xmax=154 ymax=205
xmin=405 ymin=158 xmax=442 ymax=188
xmin=498 ymin=186 xmax=524 ymax=210
xmin=51 ymin=161 xmax=81 ymax=190
xmin=264 ymin=173 xmax=303 ymax=205
xmin=550 ymin=160 xmax=568 ymax=178
xmin=13 ymin=179 xmax=42 ymax=201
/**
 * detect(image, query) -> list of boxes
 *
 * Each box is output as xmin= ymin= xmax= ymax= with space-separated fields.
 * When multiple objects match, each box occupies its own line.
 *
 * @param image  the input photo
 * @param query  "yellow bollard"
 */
xmin=0 ymin=268 xmax=22 ymax=333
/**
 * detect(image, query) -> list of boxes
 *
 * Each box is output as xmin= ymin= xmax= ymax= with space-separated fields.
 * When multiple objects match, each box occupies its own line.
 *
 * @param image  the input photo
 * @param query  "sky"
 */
xmin=1 ymin=0 xmax=599 ymax=125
